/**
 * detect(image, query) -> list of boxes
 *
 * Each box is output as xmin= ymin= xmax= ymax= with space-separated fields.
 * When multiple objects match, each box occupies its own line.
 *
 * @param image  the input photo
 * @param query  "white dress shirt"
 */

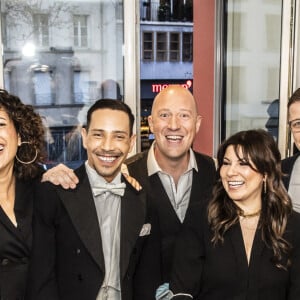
xmin=85 ymin=162 xmax=122 ymax=300
xmin=147 ymin=143 xmax=198 ymax=223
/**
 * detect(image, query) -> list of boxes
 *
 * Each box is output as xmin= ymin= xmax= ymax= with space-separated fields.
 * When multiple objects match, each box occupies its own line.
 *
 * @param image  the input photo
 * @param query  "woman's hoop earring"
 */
xmin=264 ymin=180 xmax=267 ymax=194
xmin=15 ymin=141 xmax=38 ymax=165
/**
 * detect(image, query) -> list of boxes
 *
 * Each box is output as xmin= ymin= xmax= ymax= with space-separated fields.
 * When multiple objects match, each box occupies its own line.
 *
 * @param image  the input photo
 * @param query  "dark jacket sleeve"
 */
xmin=26 ymin=182 xmax=60 ymax=300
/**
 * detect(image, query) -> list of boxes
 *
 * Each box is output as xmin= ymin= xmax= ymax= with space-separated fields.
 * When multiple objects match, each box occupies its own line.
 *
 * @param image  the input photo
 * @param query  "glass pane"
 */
xmin=2 ymin=0 xmax=124 ymax=169
xmin=223 ymin=0 xmax=282 ymax=141
xmin=140 ymin=1 xmax=194 ymax=151
xmin=182 ymin=33 xmax=192 ymax=62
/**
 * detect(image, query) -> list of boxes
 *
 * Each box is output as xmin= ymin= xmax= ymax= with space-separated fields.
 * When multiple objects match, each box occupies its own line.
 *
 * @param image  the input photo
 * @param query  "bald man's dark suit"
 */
xmin=126 ymin=150 xmax=216 ymax=281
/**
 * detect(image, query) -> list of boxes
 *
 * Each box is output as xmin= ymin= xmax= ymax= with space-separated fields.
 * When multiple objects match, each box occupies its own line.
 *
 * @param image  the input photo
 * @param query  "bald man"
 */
xmin=126 ymin=85 xmax=216 ymax=281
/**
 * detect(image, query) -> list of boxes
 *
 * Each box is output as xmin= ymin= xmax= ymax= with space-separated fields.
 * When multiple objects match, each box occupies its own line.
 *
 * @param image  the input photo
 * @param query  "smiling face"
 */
xmin=148 ymin=85 xmax=201 ymax=163
xmin=220 ymin=145 xmax=264 ymax=211
xmin=82 ymin=108 xmax=135 ymax=183
xmin=0 ymin=108 xmax=21 ymax=173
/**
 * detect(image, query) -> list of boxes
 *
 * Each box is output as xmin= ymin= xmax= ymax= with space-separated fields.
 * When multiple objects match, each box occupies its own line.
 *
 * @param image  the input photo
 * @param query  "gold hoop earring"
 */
xmin=15 ymin=141 xmax=38 ymax=165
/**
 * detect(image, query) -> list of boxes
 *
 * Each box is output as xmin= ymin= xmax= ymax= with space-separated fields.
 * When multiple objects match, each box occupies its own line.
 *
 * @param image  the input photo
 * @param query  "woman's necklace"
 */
xmin=238 ymin=209 xmax=261 ymax=219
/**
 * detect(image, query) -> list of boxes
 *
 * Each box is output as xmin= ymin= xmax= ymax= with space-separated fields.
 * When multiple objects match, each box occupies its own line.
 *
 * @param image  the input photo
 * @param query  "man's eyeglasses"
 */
xmin=289 ymin=119 xmax=300 ymax=130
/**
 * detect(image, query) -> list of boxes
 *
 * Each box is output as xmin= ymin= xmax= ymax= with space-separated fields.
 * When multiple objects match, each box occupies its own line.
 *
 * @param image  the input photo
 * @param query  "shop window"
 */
xmin=73 ymin=70 xmax=90 ymax=103
xmin=33 ymin=14 xmax=49 ymax=47
xmin=73 ymin=15 xmax=88 ymax=48
xmin=156 ymin=32 xmax=167 ymax=61
xmin=143 ymin=31 xmax=153 ymax=61
xmin=182 ymin=32 xmax=193 ymax=62
xmin=170 ymin=32 xmax=180 ymax=61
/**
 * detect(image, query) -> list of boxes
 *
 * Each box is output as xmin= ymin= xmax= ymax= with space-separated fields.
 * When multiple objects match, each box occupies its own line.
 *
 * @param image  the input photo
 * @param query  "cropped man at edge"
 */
xmin=42 ymin=85 xmax=217 ymax=282
xmin=282 ymin=88 xmax=300 ymax=212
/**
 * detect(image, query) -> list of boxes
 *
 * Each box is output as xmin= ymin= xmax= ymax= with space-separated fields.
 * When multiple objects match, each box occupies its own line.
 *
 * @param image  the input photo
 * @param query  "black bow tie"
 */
xmin=92 ymin=182 xmax=126 ymax=197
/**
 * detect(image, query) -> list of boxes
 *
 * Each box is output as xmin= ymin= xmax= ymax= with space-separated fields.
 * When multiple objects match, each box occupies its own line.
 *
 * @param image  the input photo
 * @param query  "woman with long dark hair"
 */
xmin=167 ymin=129 xmax=300 ymax=300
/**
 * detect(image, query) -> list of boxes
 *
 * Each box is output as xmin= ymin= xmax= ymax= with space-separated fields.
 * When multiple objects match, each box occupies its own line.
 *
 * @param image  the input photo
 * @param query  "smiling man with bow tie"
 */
xmin=27 ymin=99 xmax=161 ymax=300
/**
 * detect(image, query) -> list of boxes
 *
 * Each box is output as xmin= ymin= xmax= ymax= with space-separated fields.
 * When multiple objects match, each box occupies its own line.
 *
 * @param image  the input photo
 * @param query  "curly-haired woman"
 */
xmin=0 ymin=89 xmax=45 ymax=299
xmin=168 ymin=129 xmax=300 ymax=300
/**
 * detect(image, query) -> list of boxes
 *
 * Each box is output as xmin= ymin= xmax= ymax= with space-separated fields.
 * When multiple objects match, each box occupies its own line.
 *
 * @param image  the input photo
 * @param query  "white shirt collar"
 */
xmin=147 ymin=142 xmax=198 ymax=176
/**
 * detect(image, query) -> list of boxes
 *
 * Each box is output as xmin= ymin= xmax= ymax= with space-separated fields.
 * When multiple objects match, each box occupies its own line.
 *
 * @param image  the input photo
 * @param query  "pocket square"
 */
xmin=139 ymin=223 xmax=151 ymax=236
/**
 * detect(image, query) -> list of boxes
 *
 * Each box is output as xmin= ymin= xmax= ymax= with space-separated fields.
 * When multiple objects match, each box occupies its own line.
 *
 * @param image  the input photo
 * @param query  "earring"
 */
xmin=264 ymin=180 xmax=267 ymax=194
xmin=15 ymin=141 xmax=38 ymax=165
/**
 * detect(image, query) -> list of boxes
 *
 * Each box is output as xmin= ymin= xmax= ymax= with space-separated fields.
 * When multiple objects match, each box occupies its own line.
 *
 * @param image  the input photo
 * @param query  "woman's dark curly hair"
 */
xmin=0 ymin=89 xmax=45 ymax=179
xmin=208 ymin=129 xmax=292 ymax=269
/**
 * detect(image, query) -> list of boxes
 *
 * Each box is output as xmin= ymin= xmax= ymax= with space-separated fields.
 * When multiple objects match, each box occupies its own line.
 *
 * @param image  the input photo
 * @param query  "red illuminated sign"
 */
xmin=151 ymin=80 xmax=192 ymax=93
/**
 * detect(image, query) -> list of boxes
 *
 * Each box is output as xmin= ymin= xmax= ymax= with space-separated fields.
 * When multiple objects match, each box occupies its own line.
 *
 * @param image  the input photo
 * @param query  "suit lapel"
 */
xmin=149 ymin=174 xmax=181 ymax=225
xmin=14 ymin=179 xmax=34 ymax=250
xmin=57 ymin=165 xmax=105 ymax=272
xmin=127 ymin=153 xmax=176 ymax=224
xmin=120 ymin=176 xmax=146 ymax=279
xmin=0 ymin=179 xmax=34 ymax=252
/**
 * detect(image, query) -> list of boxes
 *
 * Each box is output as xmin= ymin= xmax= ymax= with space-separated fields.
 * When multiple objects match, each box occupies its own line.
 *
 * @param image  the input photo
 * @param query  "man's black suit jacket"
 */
xmin=0 ymin=179 xmax=35 ymax=300
xmin=282 ymin=153 xmax=300 ymax=190
xmin=126 ymin=150 xmax=216 ymax=281
xmin=27 ymin=164 xmax=161 ymax=300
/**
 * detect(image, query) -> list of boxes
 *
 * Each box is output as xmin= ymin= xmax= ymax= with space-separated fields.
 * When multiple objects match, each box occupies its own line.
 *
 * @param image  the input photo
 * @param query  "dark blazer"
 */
xmin=0 ymin=179 xmax=35 ymax=300
xmin=171 ymin=208 xmax=300 ymax=300
xmin=126 ymin=150 xmax=216 ymax=281
xmin=27 ymin=164 xmax=161 ymax=300
xmin=282 ymin=153 xmax=300 ymax=190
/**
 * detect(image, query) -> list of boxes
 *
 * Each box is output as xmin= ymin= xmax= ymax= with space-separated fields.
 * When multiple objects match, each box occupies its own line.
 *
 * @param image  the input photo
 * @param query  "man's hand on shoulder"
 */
xmin=42 ymin=163 xmax=79 ymax=189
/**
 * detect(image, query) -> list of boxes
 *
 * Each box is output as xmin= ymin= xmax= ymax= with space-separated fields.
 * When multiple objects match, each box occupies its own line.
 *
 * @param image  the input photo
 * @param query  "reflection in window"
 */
xmin=267 ymin=67 xmax=279 ymax=100
xmin=170 ymin=32 xmax=180 ymax=61
xmin=73 ymin=70 xmax=90 ymax=103
xmin=157 ymin=32 xmax=167 ymax=61
xmin=227 ymin=66 xmax=246 ymax=102
xmin=33 ymin=70 xmax=53 ymax=105
xmin=182 ymin=32 xmax=193 ymax=62
xmin=2 ymin=13 xmax=7 ymax=47
xmin=265 ymin=14 xmax=281 ymax=51
xmin=73 ymin=15 xmax=88 ymax=48
xmin=33 ymin=14 xmax=49 ymax=47
xmin=143 ymin=31 xmax=153 ymax=60
xmin=2 ymin=0 xmax=124 ymax=169
xmin=223 ymin=0 xmax=282 ymax=139
xmin=227 ymin=12 xmax=245 ymax=50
